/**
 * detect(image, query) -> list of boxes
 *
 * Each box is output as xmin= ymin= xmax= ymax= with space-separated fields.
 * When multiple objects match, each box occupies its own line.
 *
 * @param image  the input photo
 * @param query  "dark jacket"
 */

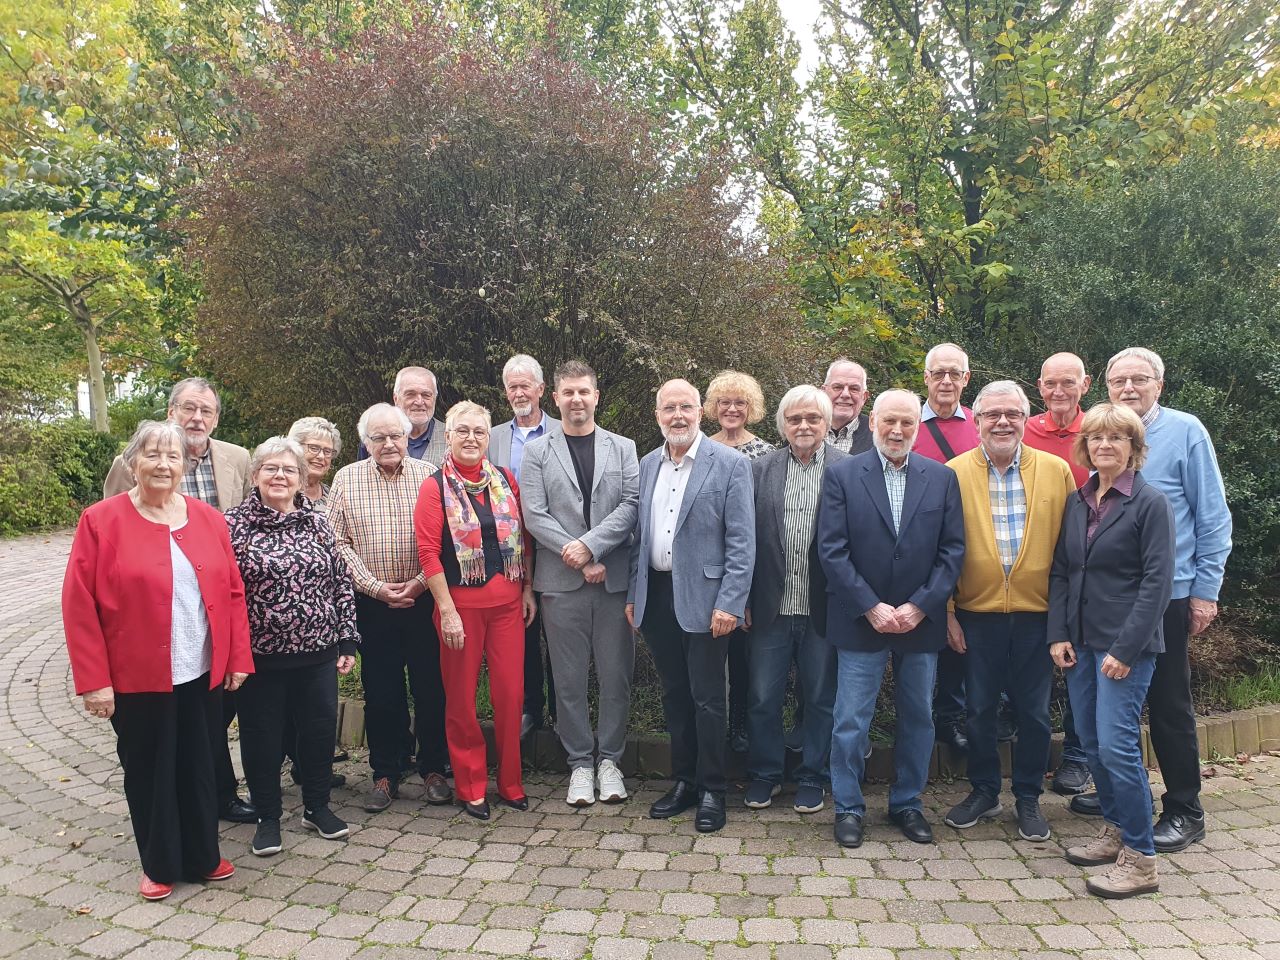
xmin=818 ymin=450 xmax=965 ymax=653
xmin=1048 ymin=471 xmax=1175 ymax=665
xmin=748 ymin=443 xmax=849 ymax=636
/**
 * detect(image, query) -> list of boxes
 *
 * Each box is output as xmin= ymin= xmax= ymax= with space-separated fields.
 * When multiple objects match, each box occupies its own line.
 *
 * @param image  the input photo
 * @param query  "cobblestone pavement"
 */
xmin=4 ymin=531 xmax=1280 ymax=960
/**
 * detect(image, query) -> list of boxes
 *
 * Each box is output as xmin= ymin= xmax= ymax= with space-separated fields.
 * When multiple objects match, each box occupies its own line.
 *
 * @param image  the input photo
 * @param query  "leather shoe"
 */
xmin=219 ymin=797 xmax=258 ymax=824
xmin=834 ymin=812 xmax=864 ymax=848
xmin=889 ymin=808 xmax=934 ymax=844
xmin=1069 ymin=791 xmax=1102 ymax=816
xmin=520 ymin=713 xmax=541 ymax=739
xmin=1153 ymin=811 xmax=1205 ymax=852
xmin=498 ymin=795 xmax=529 ymax=811
xmin=936 ymin=721 xmax=968 ymax=753
xmin=423 ymin=772 xmax=453 ymax=806
xmin=694 ymin=792 xmax=726 ymax=833
xmin=649 ymin=781 xmax=699 ymax=819
xmin=462 ymin=799 xmax=490 ymax=821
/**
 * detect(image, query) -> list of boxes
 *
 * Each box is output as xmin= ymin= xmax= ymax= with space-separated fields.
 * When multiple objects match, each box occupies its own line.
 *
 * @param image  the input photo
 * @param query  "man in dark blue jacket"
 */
xmin=818 ymin=389 xmax=965 ymax=848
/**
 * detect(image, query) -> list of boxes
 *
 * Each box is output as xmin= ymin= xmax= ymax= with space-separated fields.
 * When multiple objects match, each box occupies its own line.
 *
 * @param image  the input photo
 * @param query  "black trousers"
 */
xmin=238 ymin=660 xmax=338 ymax=821
xmin=933 ymin=645 xmax=966 ymax=725
xmin=522 ymin=602 xmax=556 ymax=722
xmin=1148 ymin=597 xmax=1202 ymax=816
xmin=642 ymin=571 xmax=730 ymax=795
xmin=112 ymin=675 xmax=223 ymax=883
xmin=356 ymin=593 xmax=448 ymax=782
xmin=213 ymin=689 xmax=240 ymax=805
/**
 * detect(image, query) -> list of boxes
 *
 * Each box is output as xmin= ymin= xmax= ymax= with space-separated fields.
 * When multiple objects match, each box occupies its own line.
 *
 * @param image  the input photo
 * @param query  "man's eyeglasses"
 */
xmin=175 ymin=401 xmax=217 ymax=418
xmin=1106 ymin=375 xmax=1156 ymax=389
xmin=926 ymin=368 xmax=966 ymax=382
xmin=368 ymin=433 xmax=406 ymax=445
xmin=977 ymin=410 xmax=1027 ymax=424
xmin=658 ymin=403 xmax=699 ymax=416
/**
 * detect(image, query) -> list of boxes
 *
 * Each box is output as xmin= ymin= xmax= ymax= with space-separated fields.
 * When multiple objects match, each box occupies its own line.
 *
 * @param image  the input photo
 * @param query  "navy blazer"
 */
xmin=818 ymin=450 xmax=965 ymax=653
xmin=1048 ymin=471 xmax=1175 ymax=666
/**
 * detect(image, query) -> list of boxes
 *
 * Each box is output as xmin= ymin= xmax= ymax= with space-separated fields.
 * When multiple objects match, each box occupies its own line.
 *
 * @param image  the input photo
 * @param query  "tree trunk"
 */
xmin=71 ymin=295 xmax=110 ymax=432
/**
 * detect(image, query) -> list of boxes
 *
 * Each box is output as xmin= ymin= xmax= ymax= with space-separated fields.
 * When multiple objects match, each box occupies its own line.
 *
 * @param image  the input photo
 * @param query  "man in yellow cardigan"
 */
xmin=942 ymin=381 xmax=1076 ymax=842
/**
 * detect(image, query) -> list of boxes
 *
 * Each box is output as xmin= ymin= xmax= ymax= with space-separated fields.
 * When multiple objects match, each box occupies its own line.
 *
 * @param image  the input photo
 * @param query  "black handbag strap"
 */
xmin=924 ymin=418 xmax=957 ymax=461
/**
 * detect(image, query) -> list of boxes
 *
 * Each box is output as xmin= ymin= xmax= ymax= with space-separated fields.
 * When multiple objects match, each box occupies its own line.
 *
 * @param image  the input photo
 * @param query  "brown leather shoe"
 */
xmin=423 ymin=772 xmax=453 ymax=806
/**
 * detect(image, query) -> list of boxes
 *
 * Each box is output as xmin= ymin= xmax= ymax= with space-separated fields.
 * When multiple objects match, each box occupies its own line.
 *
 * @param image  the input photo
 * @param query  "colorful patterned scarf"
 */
xmin=440 ymin=454 xmax=525 ymax=585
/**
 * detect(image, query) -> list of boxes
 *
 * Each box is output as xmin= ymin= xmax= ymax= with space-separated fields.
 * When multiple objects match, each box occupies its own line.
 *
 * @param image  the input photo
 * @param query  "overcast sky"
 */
xmin=778 ymin=0 xmax=823 ymax=79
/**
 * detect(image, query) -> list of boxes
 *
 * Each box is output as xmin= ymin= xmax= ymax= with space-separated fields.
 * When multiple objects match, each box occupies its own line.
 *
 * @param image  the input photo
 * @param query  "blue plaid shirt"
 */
xmin=984 ymin=445 xmax=1026 ymax=574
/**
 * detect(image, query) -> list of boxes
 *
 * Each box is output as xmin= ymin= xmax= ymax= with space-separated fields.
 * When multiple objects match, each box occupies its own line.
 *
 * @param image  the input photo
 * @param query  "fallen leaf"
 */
xmin=76 ymin=906 xmax=92 ymax=915
xmin=69 ymin=840 xmax=84 ymax=849
xmin=1202 ymin=766 xmax=1218 ymax=778
xmin=59 ymin=777 xmax=70 ymax=783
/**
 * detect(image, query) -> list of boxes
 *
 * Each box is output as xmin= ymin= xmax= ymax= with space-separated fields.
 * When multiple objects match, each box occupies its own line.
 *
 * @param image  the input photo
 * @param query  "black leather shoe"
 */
xmin=694 ymin=792 xmax=726 ymax=833
xmin=498 ymin=795 xmax=529 ymax=811
xmin=462 ymin=799 xmax=491 ymax=821
xmin=889 ymin=808 xmax=934 ymax=844
xmin=649 ymin=781 xmax=699 ymax=819
xmin=219 ymin=797 xmax=258 ymax=824
xmin=1070 ymin=791 xmax=1103 ymax=817
xmin=1153 ymin=811 xmax=1205 ymax=852
xmin=936 ymin=721 xmax=968 ymax=753
xmin=834 ymin=813 xmax=864 ymax=848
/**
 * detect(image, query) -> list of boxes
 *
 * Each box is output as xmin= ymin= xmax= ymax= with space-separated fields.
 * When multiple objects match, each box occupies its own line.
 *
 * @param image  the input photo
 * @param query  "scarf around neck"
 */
xmin=440 ymin=453 xmax=524 ymax=585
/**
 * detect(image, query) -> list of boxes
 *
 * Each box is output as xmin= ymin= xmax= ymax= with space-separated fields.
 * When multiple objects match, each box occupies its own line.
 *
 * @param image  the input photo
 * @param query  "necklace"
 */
xmin=130 ymin=489 xmax=184 ymax=527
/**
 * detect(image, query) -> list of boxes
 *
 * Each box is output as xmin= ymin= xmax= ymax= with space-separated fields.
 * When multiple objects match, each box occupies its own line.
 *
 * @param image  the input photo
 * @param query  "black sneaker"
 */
xmin=303 ymin=806 xmax=350 ymax=840
xmin=944 ymin=790 xmax=1002 ymax=829
xmin=1015 ymin=797 xmax=1051 ymax=841
xmin=1051 ymin=759 xmax=1091 ymax=796
xmin=251 ymin=818 xmax=283 ymax=856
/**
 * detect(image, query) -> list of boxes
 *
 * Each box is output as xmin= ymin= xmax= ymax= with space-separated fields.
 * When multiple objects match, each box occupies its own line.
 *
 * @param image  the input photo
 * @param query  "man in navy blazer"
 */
xmin=627 ymin=378 xmax=756 ymax=833
xmin=819 ymin=389 xmax=965 ymax=848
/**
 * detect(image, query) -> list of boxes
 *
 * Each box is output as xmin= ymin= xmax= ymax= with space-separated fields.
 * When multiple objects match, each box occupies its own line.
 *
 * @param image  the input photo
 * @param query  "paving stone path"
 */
xmin=4 ymin=530 xmax=1280 ymax=960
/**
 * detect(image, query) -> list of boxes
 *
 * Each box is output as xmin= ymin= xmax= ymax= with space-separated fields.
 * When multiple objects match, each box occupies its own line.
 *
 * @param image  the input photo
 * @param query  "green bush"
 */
xmin=0 ymin=417 xmax=120 ymax=535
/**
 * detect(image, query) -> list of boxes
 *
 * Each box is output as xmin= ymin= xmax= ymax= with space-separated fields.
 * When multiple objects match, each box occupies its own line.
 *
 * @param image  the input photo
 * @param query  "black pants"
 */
xmin=642 ymin=571 xmax=730 ymax=795
xmin=112 ymin=675 xmax=223 ymax=883
xmin=356 ymin=593 xmax=448 ymax=783
xmin=522 ymin=602 xmax=556 ymax=723
xmin=1148 ymin=597 xmax=1201 ymax=816
xmin=727 ymin=628 xmax=748 ymax=728
xmin=933 ymin=645 xmax=966 ymax=725
xmin=238 ymin=660 xmax=338 ymax=821
xmin=212 ymin=689 xmax=240 ymax=805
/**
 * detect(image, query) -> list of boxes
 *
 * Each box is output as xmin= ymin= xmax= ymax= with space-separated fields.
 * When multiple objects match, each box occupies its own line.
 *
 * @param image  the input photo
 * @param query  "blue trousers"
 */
xmin=831 ymin=647 xmax=937 ymax=816
xmin=1066 ymin=645 xmax=1157 ymax=854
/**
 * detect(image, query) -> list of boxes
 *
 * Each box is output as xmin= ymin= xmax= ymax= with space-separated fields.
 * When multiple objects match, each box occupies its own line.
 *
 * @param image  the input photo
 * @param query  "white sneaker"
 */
xmin=596 ymin=758 xmax=628 ymax=803
xmin=566 ymin=766 xmax=596 ymax=807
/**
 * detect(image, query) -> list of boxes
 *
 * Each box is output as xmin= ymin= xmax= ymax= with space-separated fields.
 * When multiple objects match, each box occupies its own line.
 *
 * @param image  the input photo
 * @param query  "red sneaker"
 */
xmin=202 ymin=858 xmax=235 ymax=881
xmin=139 ymin=875 xmax=173 ymax=900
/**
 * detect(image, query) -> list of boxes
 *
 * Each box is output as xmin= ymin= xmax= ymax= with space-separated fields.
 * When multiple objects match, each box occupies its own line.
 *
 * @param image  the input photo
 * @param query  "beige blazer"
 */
xmin=103 ymin=436 xmax=252 ymax=511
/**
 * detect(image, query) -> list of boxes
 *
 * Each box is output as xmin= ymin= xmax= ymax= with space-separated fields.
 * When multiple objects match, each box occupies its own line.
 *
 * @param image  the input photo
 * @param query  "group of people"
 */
xmin=61 ymin=340 xmax=1230 ymax=905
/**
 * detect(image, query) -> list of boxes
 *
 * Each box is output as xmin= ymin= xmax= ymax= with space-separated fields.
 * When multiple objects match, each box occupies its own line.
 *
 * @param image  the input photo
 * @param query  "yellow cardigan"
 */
xmin=948 ymin=443 xmax=1077 ymax=614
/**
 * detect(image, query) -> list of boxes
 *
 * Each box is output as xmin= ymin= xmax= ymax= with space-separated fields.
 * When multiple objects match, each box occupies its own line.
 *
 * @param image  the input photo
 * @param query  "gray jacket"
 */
xmin=489 ymin=413 xmax=561 ymax=472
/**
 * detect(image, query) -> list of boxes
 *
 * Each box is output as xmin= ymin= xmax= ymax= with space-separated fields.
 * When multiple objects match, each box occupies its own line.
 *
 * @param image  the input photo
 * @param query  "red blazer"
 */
xmin=62 ymin=494 xmax=254 ymax=695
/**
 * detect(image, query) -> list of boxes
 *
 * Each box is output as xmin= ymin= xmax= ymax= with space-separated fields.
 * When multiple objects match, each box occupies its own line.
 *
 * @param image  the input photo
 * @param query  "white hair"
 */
xmin=502 ymin=354 xmax=545 ymax=387
xmin=775 ymin=384 xmax=833 ymax=435
xmin=972 ymin=380 xmax=1031 ymax=416
xmin=392 ymin=366 xmax=438 ymax=395
xmin=121 ymin=420 xmax=187 ymax=481
xmin=924 ymin=342 xmax=970 ymax=372
xmin=288 ymin=416 xmax=343 ymax=457
xmin=358 ymin=403 xmax=412 ymax=444
xmin=1106 ymin=347 xmax=1164 ymax=381
xmin=823 ymin=358 xmax=866 ymax=386
xmin=871 ymin=389 xmax=924 ymax=415
xmin=249 ymin=437 xmax=308 ymax=478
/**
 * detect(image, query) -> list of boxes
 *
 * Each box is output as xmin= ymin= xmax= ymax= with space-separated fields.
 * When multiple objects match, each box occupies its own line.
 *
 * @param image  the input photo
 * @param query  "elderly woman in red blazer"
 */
xmin=62 ymin=420 xmax=254 ymax=902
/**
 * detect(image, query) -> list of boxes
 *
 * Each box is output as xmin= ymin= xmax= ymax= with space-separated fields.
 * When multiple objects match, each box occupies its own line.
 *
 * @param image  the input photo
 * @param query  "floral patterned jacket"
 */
xmin=226 ymin=490 xmax=360 ymax=665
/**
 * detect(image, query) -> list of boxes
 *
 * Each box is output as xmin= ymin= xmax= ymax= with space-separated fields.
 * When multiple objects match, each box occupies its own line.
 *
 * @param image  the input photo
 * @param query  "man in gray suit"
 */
xmin=627 ymin=378 xmax=756 ymax=833
xmin=489 ymin=354 xmax=561 ymax=738
xmin=521 ymin=360 xmax=639 ymax=807
xmin=745 ymin=385 xmax=847 ymax=815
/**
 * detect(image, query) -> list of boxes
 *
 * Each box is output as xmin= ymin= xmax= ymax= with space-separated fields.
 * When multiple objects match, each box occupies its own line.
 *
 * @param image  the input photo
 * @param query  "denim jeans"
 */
xmin=1059 ymin=692 xmax=1087 ymax=765
xmin=1066 ymin=645 xmax=1157 ymax=854
xmin=745 ymin=615 xmax=835 ymax=787
xmin=831 ymin=648 xmax=937 ymax=816
xmin=957 ymin=610 xmax=1052 ymax=800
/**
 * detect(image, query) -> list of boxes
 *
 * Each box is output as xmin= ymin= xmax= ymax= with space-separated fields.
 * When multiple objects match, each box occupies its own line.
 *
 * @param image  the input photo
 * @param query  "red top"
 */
xmin=915 ymin=405 xmax=980 ymax=464
xmin=415 ymin=465 xmax=524 ymax=609
xmin=62 ymin=494 xmax=255 ymax=695
xmin=1024 ymin=408 xmax=1090 ymax=487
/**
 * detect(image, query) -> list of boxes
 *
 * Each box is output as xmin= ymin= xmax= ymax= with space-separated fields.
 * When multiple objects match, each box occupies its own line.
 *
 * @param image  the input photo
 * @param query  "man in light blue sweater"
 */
xmin=1083 ymin=347 xmax=1232 ymax=853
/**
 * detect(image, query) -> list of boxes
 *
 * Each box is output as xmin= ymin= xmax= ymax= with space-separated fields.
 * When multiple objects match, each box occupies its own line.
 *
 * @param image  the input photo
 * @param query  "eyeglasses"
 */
xmin=450 ymin=426 xmax=489 ymax=439
xmin=716 ymin=398 xmax=747 ymax=410
xmin=977 ymin=410 xmax=1027 ymax=424
xmin=785 ymin=414 xmax=826 ymax=426
xmin=658 ymin=403 xmax=698 ymax=416
xmin=303 ymin=443 xmax=334 ymax=459
xmin=367 ymin=433 xmax=406 ymax=445
xmin=926 ymin=368 xmax=967 ymax=382
xmin=1085 ymin=434 xmax=1133 ymax=444
xmin=260 ymin=464 xmax=300 ymax=477
xmin=1106 ymin=375 xmax=1156 ymax=389
xmin=175 ymin=401 xmax=217 ymax=418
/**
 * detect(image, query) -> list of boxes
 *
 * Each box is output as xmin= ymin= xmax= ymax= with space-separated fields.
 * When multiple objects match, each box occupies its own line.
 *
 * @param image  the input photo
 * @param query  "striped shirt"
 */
xmin=181 ymin=445 xmax=219 ymax=507
xmin=328 ymin=456 xmax=436 ymax=597
xmin=877 ymin=450 xmax=909 ymax=535
xmin=779 ymin=444 xmax=825 ymax=616
xmin=984 ymin=445 xmax=1027 ymax=574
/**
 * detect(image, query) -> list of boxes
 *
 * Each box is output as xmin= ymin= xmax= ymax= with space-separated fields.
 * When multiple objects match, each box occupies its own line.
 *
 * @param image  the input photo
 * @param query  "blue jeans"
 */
xmin=746 ymin=615 xmax=835 ymax=786
xmin=1060 ymin=692 xmax=1087 ymax=765
xmin=1066 ymin=645 xmax=1157 ymax=854
xmin=957 ymin=611 xmax=1052 ymax=801
xmin=831 ymin=648 xmax=937 ymax=816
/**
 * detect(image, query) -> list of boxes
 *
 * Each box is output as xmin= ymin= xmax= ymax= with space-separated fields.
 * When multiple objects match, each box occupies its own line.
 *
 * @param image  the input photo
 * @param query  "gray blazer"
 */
xmin=520 ymin=427 xmax=639 ymax=594
xmin=628 ymin=435 xmax=756 ymax=634
xmin=489 ymin=412 xmax=561 ymax=472
xmin=749 ymin=443 xmax=849 ymax=636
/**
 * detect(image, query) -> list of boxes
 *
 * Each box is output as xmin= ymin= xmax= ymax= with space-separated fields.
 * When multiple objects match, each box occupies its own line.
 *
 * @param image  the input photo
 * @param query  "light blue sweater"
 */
xmin=1142 ymin=406 xmax=1232 ymax=601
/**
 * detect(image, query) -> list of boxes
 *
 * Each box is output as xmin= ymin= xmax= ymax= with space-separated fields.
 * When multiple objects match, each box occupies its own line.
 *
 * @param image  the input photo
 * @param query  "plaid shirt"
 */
xmin=984 ymin=445 xmax=1027 ymax=574
xmin=328 ymin=456 xmax=436 ymax=597
xmin=878 ymin=450 xmax=909 ymax=535
xmin=779 ymin=444 xmax=825 ymax=615
xmin=181 ymin=445 xmax=219 ymax=507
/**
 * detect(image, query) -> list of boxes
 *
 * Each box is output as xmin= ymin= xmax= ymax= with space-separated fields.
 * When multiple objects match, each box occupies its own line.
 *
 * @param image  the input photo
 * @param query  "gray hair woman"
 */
xmin=288 ymin=417 xmax=343 ymax=509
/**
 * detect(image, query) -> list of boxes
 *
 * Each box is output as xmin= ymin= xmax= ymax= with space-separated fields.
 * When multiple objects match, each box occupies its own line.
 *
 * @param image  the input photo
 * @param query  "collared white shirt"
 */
xmin=877 ymin=450 xmax=910 ymax=535
xmin=649 ymin=430 xmax=704 ymax=571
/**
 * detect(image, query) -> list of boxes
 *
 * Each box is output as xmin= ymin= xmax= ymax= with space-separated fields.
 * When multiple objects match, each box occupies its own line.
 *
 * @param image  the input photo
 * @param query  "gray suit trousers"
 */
xmin=541 ymin=583 xmax=634 ymax=767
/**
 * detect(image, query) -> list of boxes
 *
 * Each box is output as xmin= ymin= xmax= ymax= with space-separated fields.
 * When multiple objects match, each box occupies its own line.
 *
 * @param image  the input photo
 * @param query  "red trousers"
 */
xmin=435 ymin=602 xmax=526 ymax=803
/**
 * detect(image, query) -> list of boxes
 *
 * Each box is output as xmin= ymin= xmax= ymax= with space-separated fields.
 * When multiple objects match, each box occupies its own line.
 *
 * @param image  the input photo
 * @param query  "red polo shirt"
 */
xmin=1024 ymin=408 xmax=1090 ymax=487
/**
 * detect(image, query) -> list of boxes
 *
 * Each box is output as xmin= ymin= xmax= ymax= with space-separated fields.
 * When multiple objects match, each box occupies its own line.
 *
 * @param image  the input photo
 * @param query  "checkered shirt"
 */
xmin=878 ymin=450 xmax=909 ymax=535
xmin=779 ymin=444 xmax=825 ymax=615
xmin=181 ymin=446 xmax=219 ymax=507
xmin=984 ymin=445 xmax=1026 ymax=574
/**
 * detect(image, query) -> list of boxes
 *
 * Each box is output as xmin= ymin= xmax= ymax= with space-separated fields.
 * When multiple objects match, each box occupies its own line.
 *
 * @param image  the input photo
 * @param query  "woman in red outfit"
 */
xmin=62 ymin=420 xmax=254 ymax=900
xmin=415 ymin=401 xmax=536 ymax=820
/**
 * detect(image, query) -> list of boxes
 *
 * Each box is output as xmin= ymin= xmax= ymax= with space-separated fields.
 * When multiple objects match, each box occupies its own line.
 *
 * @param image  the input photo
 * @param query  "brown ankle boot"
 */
xmin=1086 ymin=846 xmax=1159 ymax=899
xmin=1066 ymin=823 xmax=1123 ymax=866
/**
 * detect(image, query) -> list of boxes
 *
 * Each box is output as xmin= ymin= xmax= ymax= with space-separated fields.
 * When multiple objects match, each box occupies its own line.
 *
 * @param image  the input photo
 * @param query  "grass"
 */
xmin=1201 ymin=658 xmax=1280 ymax=712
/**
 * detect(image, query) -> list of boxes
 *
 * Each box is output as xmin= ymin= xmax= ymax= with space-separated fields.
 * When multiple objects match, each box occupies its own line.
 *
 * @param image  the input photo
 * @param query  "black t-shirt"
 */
xmin=564 ymin=431 xmax=595 ymax=527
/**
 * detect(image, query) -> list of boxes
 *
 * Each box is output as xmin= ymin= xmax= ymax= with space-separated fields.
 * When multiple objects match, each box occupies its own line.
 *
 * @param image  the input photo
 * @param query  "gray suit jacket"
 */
xmin=628 ymin=435 xmax=756 ymax=634
xmin=489 ymin=412 xmax=561 ymax=472
xmin=749 ymin=443 xmax=849 ymax=635
xmin=103 ymin=436 xmax=252 ymax=511
xmin=520 ymin=427 xmax=639 ymax=594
